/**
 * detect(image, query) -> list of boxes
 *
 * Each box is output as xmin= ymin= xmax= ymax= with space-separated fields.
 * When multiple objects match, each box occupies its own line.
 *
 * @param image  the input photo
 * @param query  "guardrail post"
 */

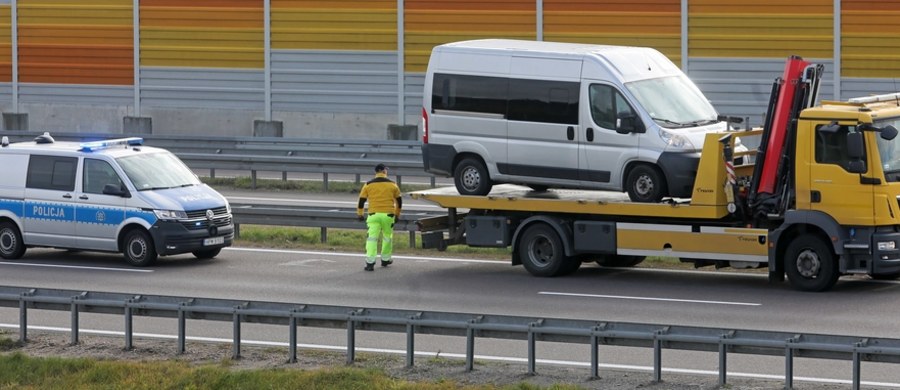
xmin=178 ymin=303 xmax=188 ymax=354
xmin=323 ymin=173 xmax=329 ymax=192
xmin=251 ymin=171 xmax=258 ymax=190
xmin=397 ymin=176 xmax=402 ymax=188
xmin=590 ymin=323 xmax=606 ymax=379
xmin=785 ymin=336 xmax=797 ymax=389
xmin=408 ymin=231 xmax=415 ymax=249
xmin=853 ymin=339 xmax=867 ymax=390
xmin=124 ymin=302 xmax=133 ymax=351
xmin=18 ymin=291 xmax=31 ymax=342
xmin=232 ymin=309 xmax=242 ymax=360
xmin=653 ymin=327 xmax=669 ymax=383
xmin=320 ymin=227 xmax=327 ymax=243
xmin=466 ymin=315 xmax=483 ymax=372
xmin=289 ymin=314 xmax=298 ymax=363
xmin=430 ymin=176 xmax=436 ymax=187
xmin=527 ymin=319 xmax=543 ymax=375
xmin=282 ymin=171 xmax=287 ymax=182
xmin=210 ymin=168 xmax=215 ymax=178
xmin=406 ymin=312 xmax=420 ymax=367
xmin=719 ymin=330 xmax=734 ymax=386
xmin=70 ymin=292 xmax=86 ymax=345
xmin=347 ymin=309 xmax=363 ymax=364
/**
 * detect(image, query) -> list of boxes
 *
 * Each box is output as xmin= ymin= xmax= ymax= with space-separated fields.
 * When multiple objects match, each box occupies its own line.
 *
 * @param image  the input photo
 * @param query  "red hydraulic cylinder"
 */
xmin=757 ymin=56 xmax=810 ymax=195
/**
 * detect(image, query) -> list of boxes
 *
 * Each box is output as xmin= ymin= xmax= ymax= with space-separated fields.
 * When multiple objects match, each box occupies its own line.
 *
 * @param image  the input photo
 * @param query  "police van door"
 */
xmin=23 ymin=155 xmax=78 ymax=248
xmin=75 ymin=158 xmax=127 ymax=251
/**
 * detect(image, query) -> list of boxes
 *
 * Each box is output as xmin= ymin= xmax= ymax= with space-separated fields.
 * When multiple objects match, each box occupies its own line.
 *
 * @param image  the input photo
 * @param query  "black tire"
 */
xmin=595 ymin=255 xmax=645 ymax=268
xmin=527 ymin=184 xmax=549 ymax=192
xmin=123 ymin=229 xmax=157 ymax=267
xmin=192 ymin=248 xmax=221 ymax=259
xmin=454 ymin=157 xmax=492 ymax=196
xmin=625 ymin=165 xmax=667 ymax=203
xmin=784 ymin=234 xmax=839 ymax=292
xmin=518 ymin=223 xmax=573 ymax=277
xmin=870 ymin=272 xmax=900 ymax=281
xmin=0 ymin=221 xmax=26 ymax=259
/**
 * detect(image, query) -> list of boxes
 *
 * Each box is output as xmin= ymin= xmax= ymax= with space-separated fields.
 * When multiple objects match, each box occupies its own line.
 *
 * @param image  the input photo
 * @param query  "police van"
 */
xmin=0 ymin=133 xmax=233 ymax=266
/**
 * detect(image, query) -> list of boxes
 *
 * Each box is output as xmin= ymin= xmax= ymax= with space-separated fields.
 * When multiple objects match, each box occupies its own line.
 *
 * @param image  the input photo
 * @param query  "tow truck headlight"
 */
xmin=659 ymin=129 xmax=696 ymax=150
xmin=877 ymin=241 xmax=896 ymax=251
xmin=154 ymin=209 xmax=188 ymax=220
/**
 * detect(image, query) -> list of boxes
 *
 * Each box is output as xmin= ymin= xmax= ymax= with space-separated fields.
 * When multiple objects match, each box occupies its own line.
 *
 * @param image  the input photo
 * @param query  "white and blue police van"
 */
xmin=0 ymin=133 xmax=233 ymax=266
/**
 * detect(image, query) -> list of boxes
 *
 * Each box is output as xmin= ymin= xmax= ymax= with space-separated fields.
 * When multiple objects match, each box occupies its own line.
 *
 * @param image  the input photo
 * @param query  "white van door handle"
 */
xmin=62 ymin=193 xmax=73 ymax=199
xmin=566 ymin=126 xmax=574 ymax=140
xmin=586 ymin=127 xmax=595 ymax=142
xmin=79 ymin=195 xmax=89 ymax=200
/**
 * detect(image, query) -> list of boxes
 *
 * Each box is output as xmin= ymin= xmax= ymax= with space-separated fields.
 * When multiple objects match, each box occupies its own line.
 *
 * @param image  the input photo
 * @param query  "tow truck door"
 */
xmin=802 ymin=124 xmax=875 ymax=226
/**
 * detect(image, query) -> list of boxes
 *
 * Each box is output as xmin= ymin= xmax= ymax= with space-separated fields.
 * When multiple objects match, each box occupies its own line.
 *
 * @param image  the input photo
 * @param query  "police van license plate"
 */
xmin=203 ymin=236 xmax=224 ymax=246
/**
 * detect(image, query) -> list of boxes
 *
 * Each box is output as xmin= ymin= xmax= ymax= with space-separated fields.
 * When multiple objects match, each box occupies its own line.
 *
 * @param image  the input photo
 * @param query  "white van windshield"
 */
xmin=625 ymin=75 xmax=719 ymax=128
xmin=117 ymin=151 xmax=200 ymax=191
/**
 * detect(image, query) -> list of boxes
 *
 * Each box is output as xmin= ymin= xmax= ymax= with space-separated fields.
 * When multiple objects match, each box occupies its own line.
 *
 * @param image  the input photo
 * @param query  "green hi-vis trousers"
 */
xmin=365 ymin=213 xmax=394 ymax=264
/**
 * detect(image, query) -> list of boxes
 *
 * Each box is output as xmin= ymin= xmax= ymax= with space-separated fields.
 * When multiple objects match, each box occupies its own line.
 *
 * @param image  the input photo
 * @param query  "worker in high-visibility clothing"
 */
xmin=357 ymin=163 xmax=402 ymax=271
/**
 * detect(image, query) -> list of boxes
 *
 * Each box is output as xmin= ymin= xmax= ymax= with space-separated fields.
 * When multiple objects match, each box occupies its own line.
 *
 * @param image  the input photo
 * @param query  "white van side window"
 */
xmin=432 ymin=73 xmax=508 ymax=117
xmin=589 ymin=84 xmax=635 ymax=130
xmin=26 ymin=155 xmax=77 ymax=191
xmin=83 ymin=159 xmax=124 ymax=194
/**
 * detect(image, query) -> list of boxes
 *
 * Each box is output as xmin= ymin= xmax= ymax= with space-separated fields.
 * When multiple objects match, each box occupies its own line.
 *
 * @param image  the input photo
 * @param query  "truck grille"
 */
xmin=181 ymin=207 xmax=232 ymax=230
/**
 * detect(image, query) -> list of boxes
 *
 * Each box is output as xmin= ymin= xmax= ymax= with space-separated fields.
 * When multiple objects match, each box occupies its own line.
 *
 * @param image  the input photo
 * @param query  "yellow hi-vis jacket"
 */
xmin=357 ymin=172 xmax=402 ymax=217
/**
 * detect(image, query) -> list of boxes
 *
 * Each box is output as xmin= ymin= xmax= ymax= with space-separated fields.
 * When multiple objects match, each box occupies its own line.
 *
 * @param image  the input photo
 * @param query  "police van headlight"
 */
xmin=659 ymin=128 xmax=696 ymax=150
xmin=154 ymin=209 xmax=188 ymax=220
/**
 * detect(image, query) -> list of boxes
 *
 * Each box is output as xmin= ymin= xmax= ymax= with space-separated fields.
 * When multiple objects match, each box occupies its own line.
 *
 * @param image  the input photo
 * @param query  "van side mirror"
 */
xmin=846 ymin=132 xmax=866 ymax=173
xmin=616 ymin=112 xmax=646 ymax=134
xmin=103 ymin=183 xmax=130 ymax=198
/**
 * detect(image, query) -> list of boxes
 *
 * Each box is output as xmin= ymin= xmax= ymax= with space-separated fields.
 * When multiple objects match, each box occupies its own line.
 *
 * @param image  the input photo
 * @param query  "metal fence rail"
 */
xmin=229 ymin=203 xmax=440 ymax=248
xmin=1 ymin=286 xmax=898 ymax=389
xmin=1 ymin=131 xmax=437 ymax=189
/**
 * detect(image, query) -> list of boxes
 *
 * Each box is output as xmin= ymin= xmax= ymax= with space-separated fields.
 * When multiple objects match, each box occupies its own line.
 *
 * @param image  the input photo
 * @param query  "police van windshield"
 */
xmin=625 ymin=75 xmax=719 ymax=127
xmin=117 ymin=151 xmax=200 ymax=191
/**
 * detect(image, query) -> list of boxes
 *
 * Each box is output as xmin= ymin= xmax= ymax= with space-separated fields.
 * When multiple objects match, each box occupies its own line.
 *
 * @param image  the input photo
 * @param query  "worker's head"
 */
xmin=375 ymin=163 xmax=387 ymax=173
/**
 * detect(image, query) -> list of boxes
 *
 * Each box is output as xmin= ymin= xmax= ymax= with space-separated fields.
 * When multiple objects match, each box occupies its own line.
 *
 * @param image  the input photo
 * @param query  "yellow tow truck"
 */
xmin=412 ymin=57 xmax=900 ymax=292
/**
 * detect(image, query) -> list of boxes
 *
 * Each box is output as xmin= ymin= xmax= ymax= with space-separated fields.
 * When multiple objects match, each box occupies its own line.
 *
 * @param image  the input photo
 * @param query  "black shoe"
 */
xmin=364 ymin=263 xmax=374 ymax=271
xmin=380 ymin=260 xmax=392 ymax=267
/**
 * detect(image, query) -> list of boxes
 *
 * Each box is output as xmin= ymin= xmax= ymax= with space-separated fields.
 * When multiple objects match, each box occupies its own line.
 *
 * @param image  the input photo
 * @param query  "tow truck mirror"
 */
xmin=880 ymin=125 xmax=898 ymax=140
xmin=616 ymin=112 xmax=646 ymax=134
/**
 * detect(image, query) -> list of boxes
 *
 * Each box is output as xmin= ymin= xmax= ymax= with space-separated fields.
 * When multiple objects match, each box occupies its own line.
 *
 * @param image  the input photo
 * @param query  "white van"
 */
xmin=421 ymin=39 xmax=731 ymax=202
xmin=0 ymin=133 xmax=233 ymax=266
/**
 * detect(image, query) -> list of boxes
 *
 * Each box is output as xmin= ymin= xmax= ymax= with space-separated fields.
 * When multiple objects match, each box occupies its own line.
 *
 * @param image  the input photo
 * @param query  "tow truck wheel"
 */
xmin=0 ymin=221 xmax=25 ymax=259
xmin=519 ymin=223 xmax=573 ymax=277
xmin=454 ymin=157 xmax=492 ymax=196
xmin=595 ymin=255 xmax=645 ymax=268
xmin=625 ymin=165 xmax=666 ymax=203
xmin=785 ymin=234 xmax=838 ymax=292
xmin=123 ymin=229 xmax=158 ymax=267
xmin=192 ymin=248 xmax=221 ymax=259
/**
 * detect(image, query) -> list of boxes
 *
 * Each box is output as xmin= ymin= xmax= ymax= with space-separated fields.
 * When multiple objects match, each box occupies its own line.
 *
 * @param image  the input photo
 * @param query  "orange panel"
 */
xmin=545 ymin=0 xmax=678 ymax=12
xmin=843 ymin=0 xmax=900 ymax=11
xmin=272 ymin=0 xmax=394 ymax=9
xmin=406 ymin=0 xmax=533 ymax=11
xmin=20 ymin=45 xmax=133 ymax=65
xmin=141 ymin=0 xmax=262 ymax=8
xmin=140 ymin=8 xmax=263 ymax=28
xmin=20 ymin=63 xmax=132 ymax=85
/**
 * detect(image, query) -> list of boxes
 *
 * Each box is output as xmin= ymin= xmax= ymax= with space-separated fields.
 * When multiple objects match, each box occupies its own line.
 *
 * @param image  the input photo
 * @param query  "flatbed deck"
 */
xmin=409 ymin=185 xmax=730 ymax=220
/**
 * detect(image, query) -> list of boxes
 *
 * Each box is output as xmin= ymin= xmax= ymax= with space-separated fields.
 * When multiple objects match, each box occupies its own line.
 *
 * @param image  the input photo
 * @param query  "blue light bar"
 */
xmin=79 ymin=137 xmax=144 ymax=152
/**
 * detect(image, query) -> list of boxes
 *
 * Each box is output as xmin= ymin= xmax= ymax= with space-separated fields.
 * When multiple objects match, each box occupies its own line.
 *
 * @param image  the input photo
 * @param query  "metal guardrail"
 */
xmin=1 ymin=286 xmax=898 ymax=389
xmin=229 ymin=203 xmax=440 ymax=248
xmin=1 ymin=131 xmax=437 ymax=189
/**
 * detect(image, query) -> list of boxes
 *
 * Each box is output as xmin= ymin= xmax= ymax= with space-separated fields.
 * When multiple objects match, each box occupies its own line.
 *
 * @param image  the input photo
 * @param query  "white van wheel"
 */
xmin=454 ymin=157 xmax=492 ymax=195
xmin=0 ymin=221 xmax=26 ymax=259
xmin=123 ymin=230 xmax=158 ymax=267
xmin=626 ymin=165 xmax=666 ymax=203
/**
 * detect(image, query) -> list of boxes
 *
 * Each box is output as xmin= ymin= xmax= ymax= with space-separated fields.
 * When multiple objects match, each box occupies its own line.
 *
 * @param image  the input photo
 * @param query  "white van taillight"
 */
xmin=421 ymin=107 xmax=429 ymax=144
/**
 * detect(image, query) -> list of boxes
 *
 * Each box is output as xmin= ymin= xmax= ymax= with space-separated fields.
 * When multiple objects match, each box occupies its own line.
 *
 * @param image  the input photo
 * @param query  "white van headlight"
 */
xmin=659 ymin=128 xmax=696 ymax=150
xmin=154 ymin=209 xmax=188 ymax=220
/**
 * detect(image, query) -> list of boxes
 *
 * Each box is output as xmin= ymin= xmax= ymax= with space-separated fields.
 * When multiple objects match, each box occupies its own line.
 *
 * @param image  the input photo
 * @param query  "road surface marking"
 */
xmin=539 ymin=291 xmax=761 ymax=306
xmin=0 ymin=262 xmax=154 ymax=273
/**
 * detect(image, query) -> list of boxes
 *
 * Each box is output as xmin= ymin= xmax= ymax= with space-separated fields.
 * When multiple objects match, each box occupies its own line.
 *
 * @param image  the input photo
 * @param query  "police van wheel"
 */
xmin=123 ymin=230 xmax=157 ymax=267
xmin=626 ymin=165 xmax=666 ymax=203
xmin=519 ymin=223 xmax=571 ymax=277
xmin=0 ymin=221 xmax=25 ymax=259
xmin=785 ymin=234 xmax=838 ymax=292
xmin=454 ymin=157 xmax=492 ymax=196
xmin=192 ymin=248 xmax=221 ymax=259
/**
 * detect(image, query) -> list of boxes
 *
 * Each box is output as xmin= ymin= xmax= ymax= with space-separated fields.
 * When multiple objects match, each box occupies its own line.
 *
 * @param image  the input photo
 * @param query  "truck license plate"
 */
xmin=203 ymin=236 xmax=224 ymax=246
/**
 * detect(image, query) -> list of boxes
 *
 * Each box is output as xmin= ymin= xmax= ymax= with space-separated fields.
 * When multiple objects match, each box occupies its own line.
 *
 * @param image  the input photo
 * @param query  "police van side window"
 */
xmin=26 ymin=155 xmax=77 ymax=191
xmin=432 ymin=73 xmax=508 ymax=116
xmin=83 ymin=159 xmax=123 ymax=194
xmin=508 ymin=79 xmax=579 ymax=125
